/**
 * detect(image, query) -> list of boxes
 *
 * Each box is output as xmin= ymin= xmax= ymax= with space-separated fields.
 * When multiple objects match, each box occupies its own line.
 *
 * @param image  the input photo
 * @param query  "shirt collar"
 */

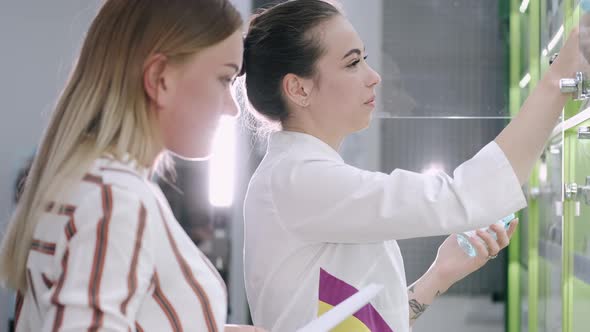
xmin=100 ymin=152 xmax=151 ymax=178
xmin=269 ymin=131 xmax=344 ymax=163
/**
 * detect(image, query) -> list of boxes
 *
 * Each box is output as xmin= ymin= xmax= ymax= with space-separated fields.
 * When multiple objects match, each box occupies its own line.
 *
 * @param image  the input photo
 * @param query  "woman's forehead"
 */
xmin=318 ymin=16 xmax=365 ymax=59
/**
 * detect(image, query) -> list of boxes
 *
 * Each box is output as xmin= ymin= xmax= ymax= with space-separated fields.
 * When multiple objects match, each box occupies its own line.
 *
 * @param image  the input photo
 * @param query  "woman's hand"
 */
xmin=552 ymin=18 xmax=590 ymax=81
xmin=431 ymin=219 xmax=519 ymax=286
xmin=579 ymin=12 xmax=590 ymax=66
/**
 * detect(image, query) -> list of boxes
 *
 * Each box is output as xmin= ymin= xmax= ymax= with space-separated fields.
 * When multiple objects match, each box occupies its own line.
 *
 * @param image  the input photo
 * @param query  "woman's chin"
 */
xmin=351 ymin=117 xmax=372 ymax=133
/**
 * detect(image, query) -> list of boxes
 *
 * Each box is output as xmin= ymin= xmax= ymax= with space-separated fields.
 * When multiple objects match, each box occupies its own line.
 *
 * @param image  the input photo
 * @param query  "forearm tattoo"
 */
xmin=408 ymin=287 xmax=442 ymax=321
xmin=409 ymin=299 xmax=429 ymax=320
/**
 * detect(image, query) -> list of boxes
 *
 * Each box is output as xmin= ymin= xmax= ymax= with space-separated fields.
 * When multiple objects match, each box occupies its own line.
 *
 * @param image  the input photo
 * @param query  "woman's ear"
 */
xmin=282 ymin=73 xmax=313 ymax=108
xmin=143 ymin=53 xmax=171 ymax=108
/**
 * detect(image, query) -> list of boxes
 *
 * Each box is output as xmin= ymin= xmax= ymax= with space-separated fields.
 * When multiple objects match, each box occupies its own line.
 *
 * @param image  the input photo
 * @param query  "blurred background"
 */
xmin=1 ymin=1 xmax=590 ymax=331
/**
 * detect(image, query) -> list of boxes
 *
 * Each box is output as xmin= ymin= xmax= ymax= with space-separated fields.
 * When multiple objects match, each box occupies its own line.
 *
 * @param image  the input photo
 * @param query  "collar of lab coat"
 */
xmin=269 ymin=131 xmax=344 ymax=163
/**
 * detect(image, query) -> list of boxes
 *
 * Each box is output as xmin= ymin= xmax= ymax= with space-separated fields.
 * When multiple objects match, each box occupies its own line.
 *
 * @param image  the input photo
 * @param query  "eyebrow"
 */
xmin=224 ymin=63 xmax=240 ymax=73
xmin=341 ymin=47 xmax=366 ymax=60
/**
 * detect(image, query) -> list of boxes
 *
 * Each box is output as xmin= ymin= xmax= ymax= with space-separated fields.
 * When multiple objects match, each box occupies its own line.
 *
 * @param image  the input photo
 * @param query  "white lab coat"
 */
xmin=244 ymin=131 xmax=526 ymax=332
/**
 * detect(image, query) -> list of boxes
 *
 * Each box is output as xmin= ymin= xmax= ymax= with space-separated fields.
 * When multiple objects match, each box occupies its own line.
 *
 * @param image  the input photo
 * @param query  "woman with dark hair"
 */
xmin=241 ymin=0 xmax=586 ymax=331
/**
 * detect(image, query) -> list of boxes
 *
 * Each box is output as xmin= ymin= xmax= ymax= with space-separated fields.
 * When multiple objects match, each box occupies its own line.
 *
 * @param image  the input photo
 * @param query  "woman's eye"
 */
xmin=347 ymin=59 xmax=360 ymax=68
xmin=220 ymin=77 xmax=233 ymax=86
xmin=347 ymin=55 xmax=368 ymax=68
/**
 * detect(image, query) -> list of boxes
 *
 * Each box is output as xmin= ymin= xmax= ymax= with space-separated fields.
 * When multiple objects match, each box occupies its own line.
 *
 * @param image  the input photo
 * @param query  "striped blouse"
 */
xmin=15 ymin=155 xmax=227 ymax=331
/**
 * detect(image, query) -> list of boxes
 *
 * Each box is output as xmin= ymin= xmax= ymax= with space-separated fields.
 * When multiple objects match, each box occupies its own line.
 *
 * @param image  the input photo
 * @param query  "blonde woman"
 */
xmin=0 ymin=1 xmax=264 ymax=331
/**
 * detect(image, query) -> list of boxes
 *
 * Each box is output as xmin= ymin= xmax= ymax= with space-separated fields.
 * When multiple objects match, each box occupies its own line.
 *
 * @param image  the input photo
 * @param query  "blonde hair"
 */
xmin=0 ymin=0 xmax=242 ymax=291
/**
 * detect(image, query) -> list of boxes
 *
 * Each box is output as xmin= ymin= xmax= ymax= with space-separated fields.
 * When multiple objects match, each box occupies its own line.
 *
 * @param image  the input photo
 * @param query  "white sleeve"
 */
xmin=271 ymin=141 xmax=527 ymax=243
xmin=42 ymin=186 xmax=155 ymax=331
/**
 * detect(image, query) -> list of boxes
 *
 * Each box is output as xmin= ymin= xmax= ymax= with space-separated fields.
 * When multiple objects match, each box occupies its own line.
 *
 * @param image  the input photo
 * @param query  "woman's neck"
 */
xmin=282 ymin=123 xmax=344 ymax=151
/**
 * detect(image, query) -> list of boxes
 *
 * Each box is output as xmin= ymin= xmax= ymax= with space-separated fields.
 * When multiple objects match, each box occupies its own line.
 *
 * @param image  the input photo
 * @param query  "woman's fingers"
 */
xmin=506 ymin=218 xmax=519 ymax=238
xmin=468 ymin=232 xmax=490 ymax=259
xmin=476 ymin=229 xmax=501 ymax=257
xmin=489 ymin=223 xmax=510 ymax=249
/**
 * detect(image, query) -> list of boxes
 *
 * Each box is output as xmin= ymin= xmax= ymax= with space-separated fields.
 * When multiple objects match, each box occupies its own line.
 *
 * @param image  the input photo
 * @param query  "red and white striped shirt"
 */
xmin=15 ymin=155 xmax=227 ymax=331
